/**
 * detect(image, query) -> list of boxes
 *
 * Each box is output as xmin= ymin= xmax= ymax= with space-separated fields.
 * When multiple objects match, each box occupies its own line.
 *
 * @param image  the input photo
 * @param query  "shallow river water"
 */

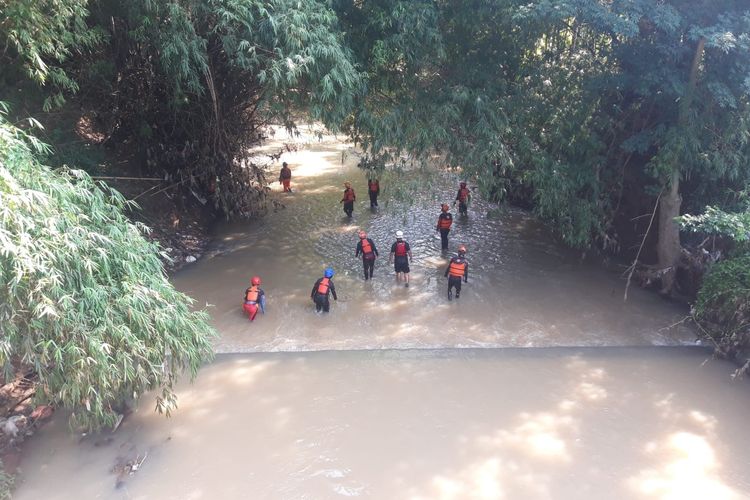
xmin=173 ymin=128 xmax=694 ymax=352
xmin=12 ymin=129 xmax=750 ymax=499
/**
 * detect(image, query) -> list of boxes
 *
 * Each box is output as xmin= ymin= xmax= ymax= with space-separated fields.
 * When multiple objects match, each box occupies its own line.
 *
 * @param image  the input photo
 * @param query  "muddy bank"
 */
xmin=0 ymin=370 xmax=54 ymax=486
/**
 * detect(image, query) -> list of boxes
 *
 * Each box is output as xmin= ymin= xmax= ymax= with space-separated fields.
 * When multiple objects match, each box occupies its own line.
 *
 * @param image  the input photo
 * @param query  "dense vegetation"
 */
xmin=336 ymin=0 xmax=750 ymax=283
xmin=1 ymin=1 xmax=749 ymax=456
xmin=0 ymin=108 xmax=215 ymax=429
xmin=334 ymin=0 xmax=750 ymax=358
xmin=1 ymin=0 xmax=362 ymax=439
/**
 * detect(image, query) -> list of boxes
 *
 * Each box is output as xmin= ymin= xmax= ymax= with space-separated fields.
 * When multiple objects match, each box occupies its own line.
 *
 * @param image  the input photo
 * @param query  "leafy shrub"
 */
xmin=0 ymin=109 xmax=215 ymax=430
xmin=694 ymin=254 xmax=750 ymax=363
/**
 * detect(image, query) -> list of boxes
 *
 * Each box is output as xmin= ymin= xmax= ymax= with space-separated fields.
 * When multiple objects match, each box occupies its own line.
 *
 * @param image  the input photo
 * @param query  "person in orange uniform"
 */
xmin=243 ymin=276 xmax=266 ymax=320
xmin=454 ymin=181 xmax=471 ymax=216
xmin=340 ymin=182 xmax=356 ymax=217
xmin=355 ymin=230 xmax=379 ymax=280
xmin=444 ymin=245 xmax=468 ymax=300
xmin=368 ymin=178 xmax=380 ymax=207
xmin=436 ymin=203 xmax=453 ymax=250
xmin=279 ymin=162 xmax=292 ymax=192
xmin=311 ymin=267 xmax=338 ymax=313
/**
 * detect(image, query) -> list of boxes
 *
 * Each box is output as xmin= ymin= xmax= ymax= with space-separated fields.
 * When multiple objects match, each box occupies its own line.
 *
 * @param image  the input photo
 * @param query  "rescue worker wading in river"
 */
xmin=355 ymin=230 xmax=379 ymax=280
xmin=243 ymin=276 xmax=266 ymax=321
xmin=279 ymin=162 xmax=292 ymax=192
xmin=368 ymin=178 xmax=380 ymax=207
xmin=389 ymin=230 xmax=413 ymax=287
xmin=436 ymin=203 xmax=453 ymax=251
xmin=454 ymin=181 xmax=471 ymax=216
xmin=340 ymin=182 xmax=355 ymax=217
xmin=311 ymin=267 xmax=338 ymax=313
xmin=444 ymin=245 xmax=469 ymax=300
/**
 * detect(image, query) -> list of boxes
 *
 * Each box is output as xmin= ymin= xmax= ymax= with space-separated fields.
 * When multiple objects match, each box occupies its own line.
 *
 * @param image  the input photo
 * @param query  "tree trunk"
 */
xmin=656 ymin=36 xmax=705 ymax=295
xmin=657 ymin=168 xmax=682 ymax=294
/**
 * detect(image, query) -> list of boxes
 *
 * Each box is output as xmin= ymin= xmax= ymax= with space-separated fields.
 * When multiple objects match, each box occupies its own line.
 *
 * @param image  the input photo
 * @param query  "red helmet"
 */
xmin=458 ymin=245 xmax=467 ymax=255
xmin=441 ymin=204 xmax=449 ymax=212
xmin=460 ymin=181 xmax=467 ymax=188
xmin=358 ymin=230 xmax=367 ymax=239
xmin=251 ymin=276 xmax=261 ymax=286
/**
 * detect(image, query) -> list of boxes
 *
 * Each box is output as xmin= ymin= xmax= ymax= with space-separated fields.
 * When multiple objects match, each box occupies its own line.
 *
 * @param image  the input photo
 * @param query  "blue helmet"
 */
xmin=324 ymin=267 xmax=334 ymax=278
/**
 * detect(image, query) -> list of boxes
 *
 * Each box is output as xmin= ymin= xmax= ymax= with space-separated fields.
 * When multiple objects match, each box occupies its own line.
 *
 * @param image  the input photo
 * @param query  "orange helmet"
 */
xmin=251 ymin=276 xmax=261 ymax=286
xmin=441 ymin=203 xmax=449 ymax=212
xmin=358 ymin=230 xmax=367 ymax=239
xmin=458 ymin=245 xmax=467 ymax=255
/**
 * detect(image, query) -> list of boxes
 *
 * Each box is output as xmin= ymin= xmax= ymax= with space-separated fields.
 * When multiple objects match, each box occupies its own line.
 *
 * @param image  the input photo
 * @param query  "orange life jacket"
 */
xmin=438 ymin=214 xmax=453 ymax=230
xmin=458 ymin=187 xmax=470 ymax=203
xmin=245 ymin=285 xmax=259 ymax=303
xmin=317 ymin=277 xmax=330 ymax=295
xmin=361 ymin=238 xmax=374 ymax=256
xmin=448 ymin=259 xmax=467 ymax=278
xmin=395 ymin=241 xmax=407 ymax=256
xmin=343 ymin=188 xmax=355 ymax=202
xmin=368 ymin=181 xmax=379 ymax=192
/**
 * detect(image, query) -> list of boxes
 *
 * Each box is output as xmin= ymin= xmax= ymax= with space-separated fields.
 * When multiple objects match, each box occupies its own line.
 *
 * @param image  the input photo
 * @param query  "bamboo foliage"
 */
xmin=0 ymin=111 xmax=215 ymax=430
xmin=0 ymin=0 xmax=103 ymax=110
xmin=78 ymin=0 xmax=362 ymax=218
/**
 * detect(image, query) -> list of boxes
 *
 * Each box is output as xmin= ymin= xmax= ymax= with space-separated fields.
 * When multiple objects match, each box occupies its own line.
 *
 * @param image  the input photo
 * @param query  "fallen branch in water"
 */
xmin=657 ymin=315 xmax=691 ymax=333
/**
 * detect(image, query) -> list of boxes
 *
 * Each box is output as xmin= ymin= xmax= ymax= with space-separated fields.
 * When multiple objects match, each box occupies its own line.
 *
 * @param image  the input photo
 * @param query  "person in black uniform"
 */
xmin=454 ymin=181 xmax=471 ymax=216
xmin=444 ymin=245 xmax=469 ymax=300
xmin=436 ymin=203 xmax=453 ymax=251
xmin=311 ymin=267 xmax=338 ymax=312
xmin=355 ymin=230 xmax=379 ymax=280
xmin=368 ymin=178 xmax=380 ymax=207
xmin=389 ymin=230 xmax=413 ymax=287
xmin=340 ymin=182 xmax=355 ymax=217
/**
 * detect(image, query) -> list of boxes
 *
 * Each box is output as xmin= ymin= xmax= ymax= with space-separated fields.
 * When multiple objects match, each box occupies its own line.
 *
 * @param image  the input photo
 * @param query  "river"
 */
xmin=12 ymin=128 xmax=750 ymax=499
xmin=173 ymin=126 xmax=694 ymax=352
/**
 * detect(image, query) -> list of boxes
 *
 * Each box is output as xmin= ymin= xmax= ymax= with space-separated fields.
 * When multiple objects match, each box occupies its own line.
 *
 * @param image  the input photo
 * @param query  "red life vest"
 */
xmin=361 ymin=238 xmax=374 ymax=257
xmin=343 ymin=188 xmax=355 ymax=202
xmin=458 ymin=187 xmax=470 ymax=202
xmin=245 ymin=285 xmax=259 ymax=303
xmin=368 ymin=181 xmax=379 ymax=192
xmin=317 ymin=278 xmax=330 ymax=295
xmin=395 ymin=241 xmax=407 ymax=256
xmin=448 ymin=259 xmax=467 ymax=278
xmin=438 ymin=214 xmax=453 ymax=230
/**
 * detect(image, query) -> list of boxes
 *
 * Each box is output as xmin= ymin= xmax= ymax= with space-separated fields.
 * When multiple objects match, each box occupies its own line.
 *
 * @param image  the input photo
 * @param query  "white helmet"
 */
xmin=395 ymin=230 xmax=404 ymax=238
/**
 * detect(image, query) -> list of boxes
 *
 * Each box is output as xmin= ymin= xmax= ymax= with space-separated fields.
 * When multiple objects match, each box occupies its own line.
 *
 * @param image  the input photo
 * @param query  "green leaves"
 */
xmin=0 ymin=110 xmax=215 ymax=431
xmin=1 ymin=0 xmax=104 ymax=108
xmin=339 ymin=0 xmax=750 ymax=251
xmin=693 ymin=253 xmax=750 ymax=359
xmin=679 ymin=206 xmax=750 ymax=243
xmin=76 ymin=0 xmax=362 ymax=217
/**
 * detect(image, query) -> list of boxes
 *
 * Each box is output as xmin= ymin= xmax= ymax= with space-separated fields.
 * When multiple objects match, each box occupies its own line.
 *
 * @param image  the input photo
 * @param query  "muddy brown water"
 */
xmin=13 ymin=349 xmax=750 ymax=499
xmin=13 ymin=129 xmax=750 ymax=498
xmin=172 ymin=128 xmax=694 ymax=352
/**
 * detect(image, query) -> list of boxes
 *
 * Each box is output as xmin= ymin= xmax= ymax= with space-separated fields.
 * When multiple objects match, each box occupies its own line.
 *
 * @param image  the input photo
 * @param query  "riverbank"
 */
xmin=0 ymin=119 xmax=218 ymax=497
